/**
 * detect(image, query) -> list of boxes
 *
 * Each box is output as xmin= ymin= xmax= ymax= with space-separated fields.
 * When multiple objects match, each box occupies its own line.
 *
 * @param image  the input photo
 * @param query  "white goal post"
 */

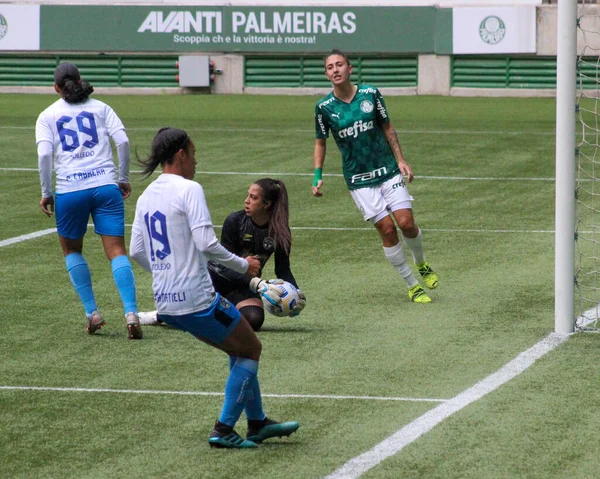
xmin=555 ymin=0 xmax=577 ymax=334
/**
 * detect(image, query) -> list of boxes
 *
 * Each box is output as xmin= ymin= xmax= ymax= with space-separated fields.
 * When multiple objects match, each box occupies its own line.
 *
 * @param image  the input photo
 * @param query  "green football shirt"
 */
xmin=315 ymin=85 xmax=399 ymax=190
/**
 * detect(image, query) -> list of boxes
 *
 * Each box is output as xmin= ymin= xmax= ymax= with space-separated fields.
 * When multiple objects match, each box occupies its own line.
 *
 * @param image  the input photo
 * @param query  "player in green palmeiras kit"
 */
xmin=312 ymin=49 xmax=439 ymax=304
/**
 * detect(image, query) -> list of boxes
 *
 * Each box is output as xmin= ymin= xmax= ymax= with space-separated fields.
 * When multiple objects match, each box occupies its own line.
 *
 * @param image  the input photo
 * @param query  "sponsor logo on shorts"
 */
xmin=392 ymin=177 xmax=406 ymax=189
xmin=219 ymin=295 xmax=232 ymax=309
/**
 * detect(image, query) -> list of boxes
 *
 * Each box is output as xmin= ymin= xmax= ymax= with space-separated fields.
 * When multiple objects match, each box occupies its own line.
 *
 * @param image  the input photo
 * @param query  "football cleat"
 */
xmin=408 ymin=284 xmax=432 ymax=303
xmin=246 ymin=417 xmax=300 ymax=444
xmin=126 ymin=312 xmax=143 ymax=340
xmin=417 ymin=262 xmax=439 ymax=289
xmin=209 ymin=425 xmax=258 ymax=449
xmin=86 ymin=310 xmax=106 ymax=334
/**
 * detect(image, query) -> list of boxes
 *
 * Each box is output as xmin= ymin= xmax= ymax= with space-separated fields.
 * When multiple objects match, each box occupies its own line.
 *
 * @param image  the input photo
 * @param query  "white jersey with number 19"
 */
xmin=35 ymin=98 xmax=123 ymax=193
xmin=131 ymin=174 xmax=217 ymax=315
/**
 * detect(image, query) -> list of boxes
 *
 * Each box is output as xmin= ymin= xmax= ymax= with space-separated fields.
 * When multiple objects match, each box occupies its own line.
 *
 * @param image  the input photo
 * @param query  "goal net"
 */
xmin=575 ymin=0 xmax=600 ymax=330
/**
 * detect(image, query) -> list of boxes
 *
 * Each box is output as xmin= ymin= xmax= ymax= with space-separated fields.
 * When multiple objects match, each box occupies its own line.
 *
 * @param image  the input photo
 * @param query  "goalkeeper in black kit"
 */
xmin=139 ymin=178 xmax=306 ymax=331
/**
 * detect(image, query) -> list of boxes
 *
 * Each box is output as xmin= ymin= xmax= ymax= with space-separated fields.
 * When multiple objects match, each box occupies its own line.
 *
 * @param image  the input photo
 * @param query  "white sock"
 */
xmin=383 ymin=243 xmax=418 ymax=288
xmin=138 ymin=310 xmax=159 ymax=325
xmin=403 ymin=228 xmax=425 ymax=265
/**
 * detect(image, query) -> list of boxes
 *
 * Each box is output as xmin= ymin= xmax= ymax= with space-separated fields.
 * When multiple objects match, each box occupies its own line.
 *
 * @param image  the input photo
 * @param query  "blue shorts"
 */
xmin=55 ymin=185 xmax=125 ymax=239
xmin=157 ymin=294 xmax=242 ymax=344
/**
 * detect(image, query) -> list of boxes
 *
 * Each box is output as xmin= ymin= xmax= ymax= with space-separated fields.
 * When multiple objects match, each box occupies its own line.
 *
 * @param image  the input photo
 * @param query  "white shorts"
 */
xmin=350 ymin=173 xmax=414 ymax=223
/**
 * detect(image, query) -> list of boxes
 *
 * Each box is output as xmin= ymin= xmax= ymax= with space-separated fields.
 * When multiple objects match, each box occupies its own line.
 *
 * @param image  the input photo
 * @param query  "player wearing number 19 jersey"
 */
xmin=312 ymin=50 xmax=439 ymax=304
xmin=35 ymin=62 xmax=142 ymax=338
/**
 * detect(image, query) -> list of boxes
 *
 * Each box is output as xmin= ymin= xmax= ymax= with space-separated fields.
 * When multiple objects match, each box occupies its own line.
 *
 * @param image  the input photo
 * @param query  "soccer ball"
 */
xmin=261 ymin=280 xmax=300 ymax=318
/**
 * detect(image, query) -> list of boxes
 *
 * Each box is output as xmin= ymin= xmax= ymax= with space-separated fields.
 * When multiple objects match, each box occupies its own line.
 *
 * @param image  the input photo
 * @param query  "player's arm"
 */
xmin=382 ymin=122 xmax=413 ymax=183
xmin=37 ymin=140 xmax=54 ymax=217
xmin=313 ymin=103 xmax=329 ymax=197
xmin=375 ymin=88 xmax=414 ymax=183
xmin=274 ymin=246 xmax=298 ymax=288
xmin=313 ymin=139 xmax=326 ymax=197
xmin=273 ymin=246 xmax=305 ymax=316
xmin=219 ymin=213 xmax=241 ymax=254
xmin=129 ymin=210 xmax=151 ymax=272
xmin=112 ymin=129 xmax=132 ymax=198
xmin=193 ymin=225 xmax=260 ymax=277
xmin=105 ymin=105 xmax=132 ymax=199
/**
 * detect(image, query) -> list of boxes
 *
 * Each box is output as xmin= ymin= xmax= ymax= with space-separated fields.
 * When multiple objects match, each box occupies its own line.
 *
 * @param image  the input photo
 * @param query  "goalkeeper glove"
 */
xmin=249 ymin=278 xmax=284 ymax=306
xmin=289 ymin=289 xmax=306 ymax=317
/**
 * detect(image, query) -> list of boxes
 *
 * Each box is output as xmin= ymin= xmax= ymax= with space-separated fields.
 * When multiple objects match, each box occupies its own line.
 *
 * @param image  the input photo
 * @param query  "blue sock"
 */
xmin=65 ymin=253 xmax=97 ymax=316
xmin=111 ymin=255 xmax=138 ymax=315
xmin=229 ymin=357 xmax=265 ymax=421
xmin=219 ymin=357 xmax=259 ymax=427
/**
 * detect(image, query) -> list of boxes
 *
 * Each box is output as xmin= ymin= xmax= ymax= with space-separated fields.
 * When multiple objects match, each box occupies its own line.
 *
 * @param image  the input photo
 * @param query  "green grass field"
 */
xmin=1 ymin=93 xmax=599 ymax=479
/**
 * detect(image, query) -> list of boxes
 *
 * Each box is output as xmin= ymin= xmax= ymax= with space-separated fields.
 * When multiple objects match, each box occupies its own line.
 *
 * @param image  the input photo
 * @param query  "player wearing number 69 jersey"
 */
xmin=35 ymin=62 xmax=142 ymax=339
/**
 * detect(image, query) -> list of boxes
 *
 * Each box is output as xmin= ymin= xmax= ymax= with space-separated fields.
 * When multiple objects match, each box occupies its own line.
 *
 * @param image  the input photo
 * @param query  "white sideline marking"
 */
xmin=0 ymin=228 xmax=56 ymax=248
xmin=0 ymin=226 xmax=555 ymax=251
xmin=324 ymin=332 xmax=569 ymax=479
xmin=290 ymin=227 xmax=555 ymax=234
xmin=0 ymin=386 xmax=446 ymax=403
xmin=0 ymin=167 xmax=556 ymax=182
xmin=0 ymin=125 xmax=556 ymax=136
xmin=117 ymin=223 xmax=554 ymax=234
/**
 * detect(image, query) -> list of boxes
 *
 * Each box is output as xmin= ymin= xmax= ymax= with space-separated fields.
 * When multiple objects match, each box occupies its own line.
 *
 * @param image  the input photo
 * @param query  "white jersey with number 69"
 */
xmin=35 ymin=98 xmax=123 ymax=193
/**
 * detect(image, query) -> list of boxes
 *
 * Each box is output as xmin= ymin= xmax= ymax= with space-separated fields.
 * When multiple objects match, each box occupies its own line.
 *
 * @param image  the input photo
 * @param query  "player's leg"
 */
xmin=351 ymin=186 xmax=429 ymax=302
xmin=161 ymin=295 xmax=261 ymax=448
xmin=221 ymin=319 xmax=299 ymax=443
xmin=392 ymin=209 xmax=439 ymax=289
xmin=383 ymin=174 xmax=439 ymax=292
xmin=93 ymin=185 xmax=142 ymax=339
xmin=230 ymin=287 xmax=265 ymax=332
xmin=373 ymin=216 xmax=430 ymax=303
xmin=165 ymin=295 xmax=297 ymax=447
xmin=56 ymin=190 xmax=104 ymax=332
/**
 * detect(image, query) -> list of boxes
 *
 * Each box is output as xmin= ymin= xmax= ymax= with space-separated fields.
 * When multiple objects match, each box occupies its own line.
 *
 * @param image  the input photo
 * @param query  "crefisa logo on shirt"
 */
xmin=479 ymin=15 xmax=505 ymax=45
xmin=360 ymin=100 xmax=373 ymax=113
xmin=0 ymin=15 xmax=8 ymax=41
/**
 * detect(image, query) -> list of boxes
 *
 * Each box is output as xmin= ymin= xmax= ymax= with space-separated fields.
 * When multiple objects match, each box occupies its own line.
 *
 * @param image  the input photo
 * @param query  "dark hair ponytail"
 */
xmin=61 ymin=78 xmax=95 ymax=104
xmin=138 ymin=127 xmax=191 ymax=178
xmin=254 ymin=178 xmax=292 ymax=255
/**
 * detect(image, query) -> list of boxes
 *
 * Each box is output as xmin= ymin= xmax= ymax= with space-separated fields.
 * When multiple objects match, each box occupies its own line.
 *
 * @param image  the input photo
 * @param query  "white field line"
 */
xmin=324 ymin=332 xmax=569 ymax=479
xmin=0 ymin=386 xmax=446 ymax=403
xmin=0 ymin=126 xmax=556 ymax=136
xmin=0 ymin=225 xmax=556 ymax=251
xmin=123 ymin=224 xmax=555 ymax=234
xmin=0 ymin=228 xmax=56 ymax=247
xmin=0 ymin=167 xmax=556 ymax=182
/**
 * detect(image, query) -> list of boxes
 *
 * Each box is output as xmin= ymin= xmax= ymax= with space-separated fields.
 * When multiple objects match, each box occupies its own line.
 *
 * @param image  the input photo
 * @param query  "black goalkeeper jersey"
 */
xmin=208 ymin=210 xmax=298 ymax=291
